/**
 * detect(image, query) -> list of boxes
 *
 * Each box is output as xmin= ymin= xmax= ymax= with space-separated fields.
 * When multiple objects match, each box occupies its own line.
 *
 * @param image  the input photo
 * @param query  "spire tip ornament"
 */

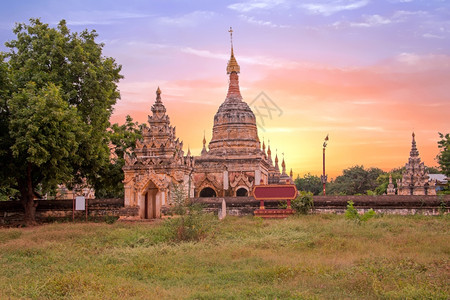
xmin=156 ymin=86 xmax=162 ymax=102
xmin=227 ymin=27 xmax=240 ymax=74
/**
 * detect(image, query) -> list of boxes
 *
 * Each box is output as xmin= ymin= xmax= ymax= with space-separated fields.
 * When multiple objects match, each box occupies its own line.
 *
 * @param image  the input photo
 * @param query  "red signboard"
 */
xmin=252 ymin=184 xmax=298 ymax=200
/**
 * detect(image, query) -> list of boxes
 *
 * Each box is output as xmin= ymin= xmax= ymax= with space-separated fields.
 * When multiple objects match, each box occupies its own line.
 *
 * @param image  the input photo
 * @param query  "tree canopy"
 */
xmin=95 ymin=116 xmax=144 ymax=198
xmin=0 ymin=19 xmax=122 ymax=224
xmin=327 ymin=165 xmax=386 ymax=195
xmin=294 ymin=173 xmax=322 ymax=195
xmin=437 ymin=132 xmax=449 ymax=177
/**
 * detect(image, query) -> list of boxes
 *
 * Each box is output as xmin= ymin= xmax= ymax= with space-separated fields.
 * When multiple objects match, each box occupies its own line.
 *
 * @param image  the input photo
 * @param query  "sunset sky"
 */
xmin=1 ymin=0 xmax=449 ymax=178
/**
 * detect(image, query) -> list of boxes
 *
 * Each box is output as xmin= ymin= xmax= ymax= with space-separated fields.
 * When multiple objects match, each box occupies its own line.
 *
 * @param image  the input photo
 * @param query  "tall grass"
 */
xmin=0 ymin=214 xmax=448 ymax=299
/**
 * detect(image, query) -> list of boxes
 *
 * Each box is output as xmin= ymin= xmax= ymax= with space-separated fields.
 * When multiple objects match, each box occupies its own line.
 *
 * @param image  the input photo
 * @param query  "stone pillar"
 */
xmin=138 ymin=193 xmax=145 ymax=219
xmin=255 ymin=169 xmax=261 ymax=186
xmin=155 ymin=191 xmax=162 ymax=218
xmin=124 ymin=186 xmax=132 ymax=206
xmin=161 ymin=190 xmax=166 ymax=206
xmin=223 ymin=171 xmax=229 ymax=190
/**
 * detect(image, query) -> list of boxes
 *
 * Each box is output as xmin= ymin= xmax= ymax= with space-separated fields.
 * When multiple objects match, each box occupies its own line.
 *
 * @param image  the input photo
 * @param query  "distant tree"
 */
xmin=0 ymin=19 xmax=122 ymax=224
xmin=426 ymin=166 xmax=440 ymax=174
xmin=294 ymin=173 xmax=322 ymax=195
xmin=327 ymin=165 xmax=386 ymax=195
xmin=436 ymin=133 xmax=449 ymax=177
xmin=94 ymin=116 xmax=144 ymax=198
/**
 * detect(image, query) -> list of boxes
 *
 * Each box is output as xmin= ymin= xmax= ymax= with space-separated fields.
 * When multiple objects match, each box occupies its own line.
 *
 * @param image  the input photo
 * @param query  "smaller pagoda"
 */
xmin=123 ymin=88 xmax=194 ymax=219
xmin=396 ymin=133 xmax=436 ymax=195
xmin=386 ymin=174 xmax=396 ymax=195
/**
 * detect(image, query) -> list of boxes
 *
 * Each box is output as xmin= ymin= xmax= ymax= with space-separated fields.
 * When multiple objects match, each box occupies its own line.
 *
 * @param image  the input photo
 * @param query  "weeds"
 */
xmin=163 ymin=204 xmax=218 ymax=242
xmin=0 ymin=215 xmax=448 ymax=299
xmin=345 ymin=201 xmax=376 ymax=223
xmin=291 ymin=191 xmax=314 ymax=214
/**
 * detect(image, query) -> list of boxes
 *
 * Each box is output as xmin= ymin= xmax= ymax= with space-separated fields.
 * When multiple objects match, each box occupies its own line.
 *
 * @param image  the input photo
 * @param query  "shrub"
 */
xmin=104 ymin=215 xmax=118 ymax=224
xmin=291 ymin=191 xmax=314 ymax=215
xmin=168 ymin=182 xmax=189 ymax=216
xmin=345 ymin=201 xmax=375 ymax=224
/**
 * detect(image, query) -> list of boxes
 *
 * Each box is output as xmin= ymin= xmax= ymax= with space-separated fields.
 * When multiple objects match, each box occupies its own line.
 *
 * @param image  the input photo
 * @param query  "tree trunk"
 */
xmin=20 ymin=162 xmax=37 ymax=226
xmin=22 ymin=194 xmax=37 ymax=225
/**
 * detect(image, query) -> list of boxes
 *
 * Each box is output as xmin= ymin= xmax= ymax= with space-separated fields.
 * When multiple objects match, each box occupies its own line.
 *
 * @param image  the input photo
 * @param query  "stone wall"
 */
xmin=0 ymin=198 xmax=133 ymax=225
xmin=312 ymin=195 xmax=449 ymax=215
xmin=192 ymin=195 xmax=450 ymax=216
xmin=1 ymin=195 xmax=448 ymax=225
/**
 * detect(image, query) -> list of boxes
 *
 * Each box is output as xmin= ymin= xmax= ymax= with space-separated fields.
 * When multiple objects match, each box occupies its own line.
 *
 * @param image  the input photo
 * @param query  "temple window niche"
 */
xmin=200 ymin=187 xmax=217 ymax=198
xmin=236 ymin=188 xmax=248 ymax=197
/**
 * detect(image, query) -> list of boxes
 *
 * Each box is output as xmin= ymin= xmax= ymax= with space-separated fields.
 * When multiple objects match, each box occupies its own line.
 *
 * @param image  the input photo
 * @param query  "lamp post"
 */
xmin=321 ymin=134 xmax=329 ymax=195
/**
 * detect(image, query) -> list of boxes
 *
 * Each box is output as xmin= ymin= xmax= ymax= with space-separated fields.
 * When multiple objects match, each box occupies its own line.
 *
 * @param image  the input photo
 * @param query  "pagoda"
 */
xmin=122 ymin=29 xmax=293 ymax=219
xmin=192 ymin=28 xmax=286 ymax=197
xmin=396 ymin=133 xmax=436 ymax=195
xmin=386 ymin=174 xmax=396 ymax=195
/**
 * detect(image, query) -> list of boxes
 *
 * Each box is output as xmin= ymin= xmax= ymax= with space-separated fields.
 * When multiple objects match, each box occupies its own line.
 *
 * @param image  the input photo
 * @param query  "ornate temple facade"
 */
xmin=396 ymin=133 xmax=436 ymax=196
xmin=123 ymin=42 xmax=292 ymax=218
xmin=122 ymin=88 xmax=194 ymax=218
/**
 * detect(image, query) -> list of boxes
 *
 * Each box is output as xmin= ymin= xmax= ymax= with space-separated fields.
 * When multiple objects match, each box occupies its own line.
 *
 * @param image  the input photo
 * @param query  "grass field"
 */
xmin=0 ymin=214 xmax=449 ymax=299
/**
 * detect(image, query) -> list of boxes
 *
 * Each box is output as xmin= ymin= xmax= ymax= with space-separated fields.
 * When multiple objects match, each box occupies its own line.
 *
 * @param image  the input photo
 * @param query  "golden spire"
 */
xmin=227 ymin=27 xmax=240 ymax=74
xmin=201 ymin=131 xmax=208 ymax=155
xmin=275 ymin=151 xmax=280 ymax=172
xmin=290 ymin=168 xmax=293 ymax=178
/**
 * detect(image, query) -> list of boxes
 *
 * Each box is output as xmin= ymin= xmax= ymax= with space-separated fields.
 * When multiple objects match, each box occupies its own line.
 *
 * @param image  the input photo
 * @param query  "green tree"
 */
xmin=0 ymin=19 xmax=122 ymax=224
xmin=294 ymin=173 xmax=322 ymax=195
xmin=436 ymin=133 xmax=449 ymax=177
xmin=327 ymin=165 xmax=386 ymax=195
xmin=291 ymin=191 xmax=314 ymax=214
xmin=94 ymin=116 xmax=144 ymax=198
xmin=426 ymin=166 xmax=440 ymax=174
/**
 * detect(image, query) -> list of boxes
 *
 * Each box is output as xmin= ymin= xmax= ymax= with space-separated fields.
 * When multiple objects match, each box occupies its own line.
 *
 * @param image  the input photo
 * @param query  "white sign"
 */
xmin=75 ymin=196 xmax=85 ymax=211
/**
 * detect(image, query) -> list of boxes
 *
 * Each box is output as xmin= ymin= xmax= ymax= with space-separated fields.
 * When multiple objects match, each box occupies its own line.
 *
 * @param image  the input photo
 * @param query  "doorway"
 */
xmin=144 ymin=182 xmax=158 ymax=219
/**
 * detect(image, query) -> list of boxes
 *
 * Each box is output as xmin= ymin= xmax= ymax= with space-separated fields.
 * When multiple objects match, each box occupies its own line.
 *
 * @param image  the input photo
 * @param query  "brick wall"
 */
xmin=0 ymin=198 xmax=132 ymax=225
xmin=1 ymin=195 xmax=448 ymax=225
xmin=192 ymin=195 xmax=449 ymax=216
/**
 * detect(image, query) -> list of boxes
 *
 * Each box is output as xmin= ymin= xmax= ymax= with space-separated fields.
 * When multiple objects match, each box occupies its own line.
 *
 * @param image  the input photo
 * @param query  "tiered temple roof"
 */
xmin=396 ymin=133 xmax=436 ymax=195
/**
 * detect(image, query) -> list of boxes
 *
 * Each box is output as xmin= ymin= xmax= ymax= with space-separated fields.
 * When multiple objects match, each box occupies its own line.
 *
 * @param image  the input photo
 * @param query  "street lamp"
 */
xmin=321 ymin=134 xmax=329 ymax=195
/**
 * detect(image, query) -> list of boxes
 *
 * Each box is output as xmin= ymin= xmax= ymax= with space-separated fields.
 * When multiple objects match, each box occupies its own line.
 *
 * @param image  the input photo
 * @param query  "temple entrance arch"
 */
xmin=200 ymin=187 xmax=217 ymax=197
xmin=141 ymin=180 xmax=160 ymax=219
xmin=236 ymin=187 xmax=248 ymax=197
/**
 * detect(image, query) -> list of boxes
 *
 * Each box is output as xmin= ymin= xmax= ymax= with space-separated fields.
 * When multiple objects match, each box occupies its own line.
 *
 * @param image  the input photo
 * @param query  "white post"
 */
xmin=219 ymin=199 xmax=227 ymax=220
xmin=255 ymin=169 xmax=261 ymax=186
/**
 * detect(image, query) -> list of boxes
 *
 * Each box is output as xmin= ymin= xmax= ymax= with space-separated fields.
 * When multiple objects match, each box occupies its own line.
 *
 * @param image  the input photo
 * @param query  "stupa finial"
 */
xmin=227 ymin=27 xmax=240 ymax=75
xmin=156 ymin=86 xmax=162 ymax=102
xmin=410 ymin=132 xmax=419 ymax=157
